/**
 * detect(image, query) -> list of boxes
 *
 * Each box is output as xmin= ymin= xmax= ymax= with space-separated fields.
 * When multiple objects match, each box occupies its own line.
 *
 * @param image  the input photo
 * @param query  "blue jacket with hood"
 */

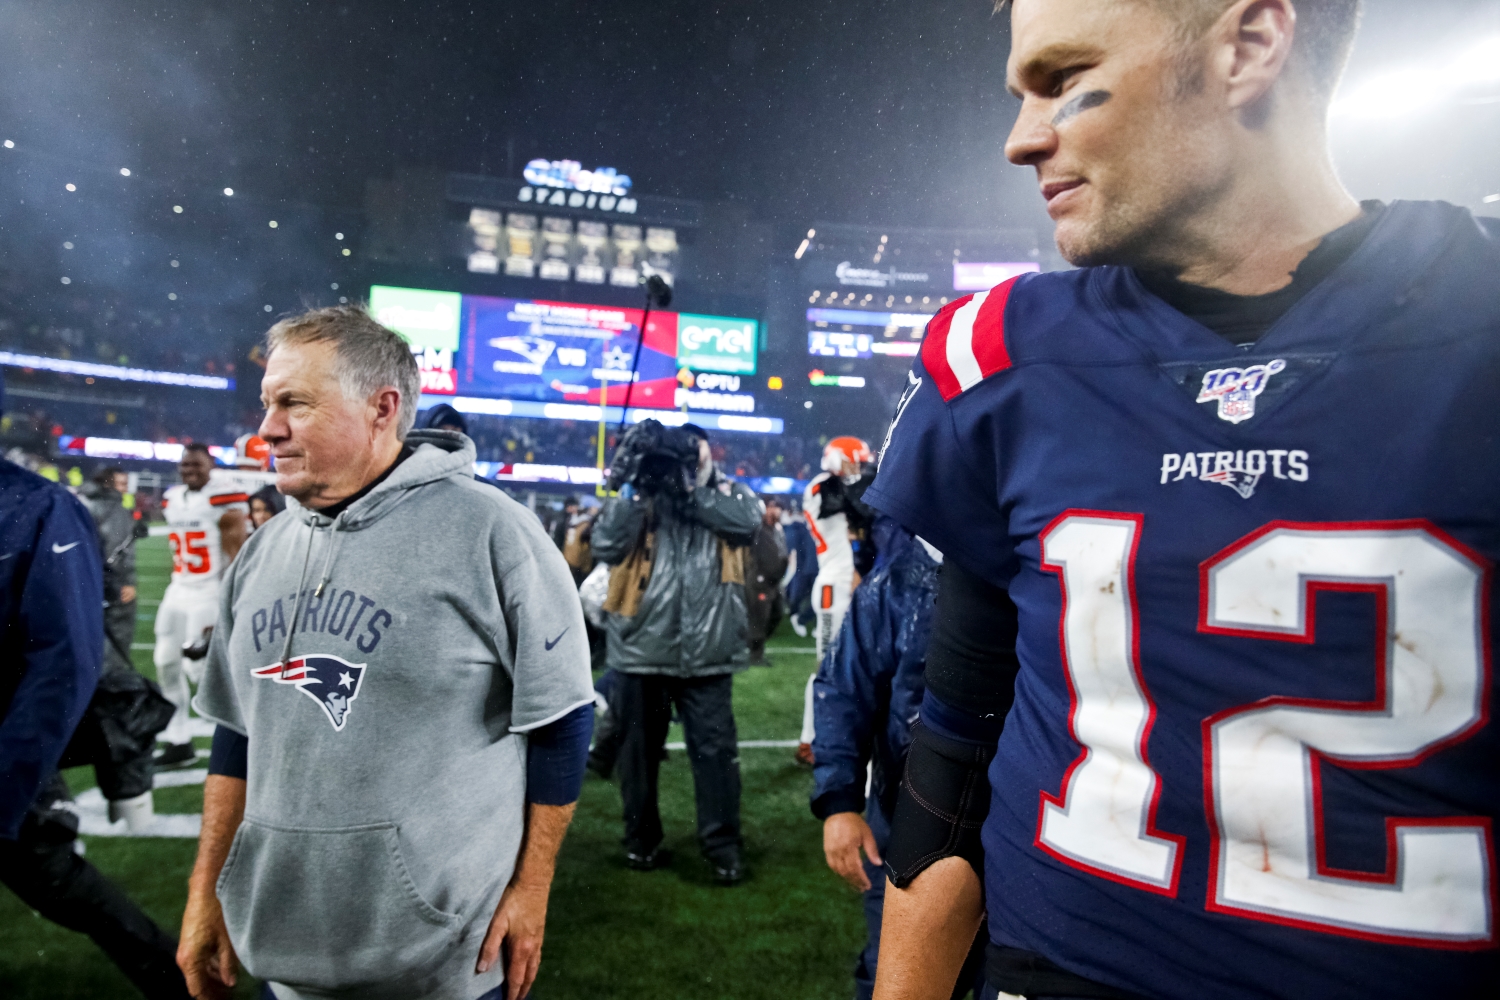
xmin=0 ymin=374 xmax=106 ymax=838
xmin=809 ymin=519 xmax=940 ymax=832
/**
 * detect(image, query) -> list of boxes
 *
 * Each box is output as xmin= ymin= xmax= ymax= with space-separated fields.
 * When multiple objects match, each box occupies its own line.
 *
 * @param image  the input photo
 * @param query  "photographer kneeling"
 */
xmin=594 ymin=420 xmax=761 ymax=884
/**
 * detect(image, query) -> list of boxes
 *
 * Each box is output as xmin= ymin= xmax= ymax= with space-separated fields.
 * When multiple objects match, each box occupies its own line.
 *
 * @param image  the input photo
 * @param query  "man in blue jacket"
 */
xmin=809 ymin=521 xmax=980 ymax=1000
xmin=0 ymin=374 xmax=191 ymax=999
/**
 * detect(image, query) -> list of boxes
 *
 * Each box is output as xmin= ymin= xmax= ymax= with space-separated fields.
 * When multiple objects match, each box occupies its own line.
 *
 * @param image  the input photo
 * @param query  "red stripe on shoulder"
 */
xmin=209 ymin=493 xmax=250 ymax=506
xmin=971 ymin=276 xmax=1021 ymax=380
xmin=919 ymin=294 xmax=977 ymax=402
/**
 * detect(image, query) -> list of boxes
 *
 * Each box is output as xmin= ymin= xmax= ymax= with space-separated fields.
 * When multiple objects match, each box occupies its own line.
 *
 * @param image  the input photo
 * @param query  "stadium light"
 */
xmin=0 ymin=351 xmax=234 ymax=390
xmin=1334 ymin=35 xmax=1500 ymax=120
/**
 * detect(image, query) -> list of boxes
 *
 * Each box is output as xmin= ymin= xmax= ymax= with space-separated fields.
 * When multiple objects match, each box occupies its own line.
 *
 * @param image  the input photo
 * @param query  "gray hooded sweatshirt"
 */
xmin=194 ymin=430 xmax=593 ymax=1000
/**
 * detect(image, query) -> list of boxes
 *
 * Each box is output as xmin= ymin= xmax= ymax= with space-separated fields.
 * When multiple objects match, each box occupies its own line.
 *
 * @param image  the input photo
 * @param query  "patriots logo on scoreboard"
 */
xmin=1196 ymin=359 xmax=1287 ymax=424
xmin=252 ymin=654 xmax=368 ymax=732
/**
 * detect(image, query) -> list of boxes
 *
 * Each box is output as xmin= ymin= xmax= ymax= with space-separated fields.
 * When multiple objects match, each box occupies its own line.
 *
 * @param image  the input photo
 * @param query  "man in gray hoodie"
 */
xmin=176 ymin=307 xmax=594 ymax=1000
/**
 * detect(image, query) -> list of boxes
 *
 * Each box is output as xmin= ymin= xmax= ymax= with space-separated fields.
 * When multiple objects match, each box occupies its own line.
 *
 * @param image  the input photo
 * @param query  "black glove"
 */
xmin=182 ymin=626 xmax=213 ymax=662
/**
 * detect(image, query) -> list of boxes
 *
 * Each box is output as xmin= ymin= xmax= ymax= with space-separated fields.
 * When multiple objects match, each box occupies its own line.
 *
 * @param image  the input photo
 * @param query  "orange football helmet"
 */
xmin=821 ymin=436 xmax=873 ymax=476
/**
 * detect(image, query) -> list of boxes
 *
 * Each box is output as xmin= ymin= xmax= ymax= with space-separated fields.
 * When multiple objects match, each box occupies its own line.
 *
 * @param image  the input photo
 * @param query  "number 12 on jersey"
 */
xmin=1039 ymin=512 xmax=1493 ymax=947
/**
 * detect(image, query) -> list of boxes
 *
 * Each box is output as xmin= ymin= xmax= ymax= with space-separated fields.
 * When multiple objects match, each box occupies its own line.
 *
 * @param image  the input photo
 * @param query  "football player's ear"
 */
xmin=1216 ymin=0 xmax=1297 ymax=113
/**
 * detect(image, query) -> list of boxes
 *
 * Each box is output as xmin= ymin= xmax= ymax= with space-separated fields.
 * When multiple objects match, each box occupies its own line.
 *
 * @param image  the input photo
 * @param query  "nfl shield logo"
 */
xmin=1196 ymin=359 xmax=1287 ymax=424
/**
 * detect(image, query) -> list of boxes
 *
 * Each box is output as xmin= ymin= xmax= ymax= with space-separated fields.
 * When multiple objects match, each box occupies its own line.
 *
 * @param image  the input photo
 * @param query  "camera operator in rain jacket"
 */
xmin=809 ymin=520 xmax=983 ymax=1000
xmin=591 ymin=421 xmax=762 ymax=882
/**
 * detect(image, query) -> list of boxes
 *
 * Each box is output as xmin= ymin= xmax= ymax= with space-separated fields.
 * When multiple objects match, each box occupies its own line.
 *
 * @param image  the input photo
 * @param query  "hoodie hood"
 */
xmin=294 ymin=429 xmax=476 ymax=533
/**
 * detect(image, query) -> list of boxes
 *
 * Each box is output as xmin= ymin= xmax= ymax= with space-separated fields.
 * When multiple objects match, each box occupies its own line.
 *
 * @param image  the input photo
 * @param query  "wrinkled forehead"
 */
xmin=1006 ymin=0 xmax=1167 ymax=91
xmin=261 ymin=339 xmax=339 ymax=400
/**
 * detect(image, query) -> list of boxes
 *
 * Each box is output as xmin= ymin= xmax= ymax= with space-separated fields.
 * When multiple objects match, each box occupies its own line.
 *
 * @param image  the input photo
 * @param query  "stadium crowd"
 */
xmin=0 ymin=269 xmax=244 ymax=377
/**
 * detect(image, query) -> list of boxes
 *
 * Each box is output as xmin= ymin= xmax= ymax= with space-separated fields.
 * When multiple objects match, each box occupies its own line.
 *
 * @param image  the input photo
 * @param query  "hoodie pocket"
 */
xmin=217 ymin=818 xmax=462 ymax=992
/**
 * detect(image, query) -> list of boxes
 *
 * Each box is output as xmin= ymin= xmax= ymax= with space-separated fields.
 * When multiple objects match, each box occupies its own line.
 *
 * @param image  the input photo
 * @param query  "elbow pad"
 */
xmin=885 ymin=721 xmax=995 ymax=889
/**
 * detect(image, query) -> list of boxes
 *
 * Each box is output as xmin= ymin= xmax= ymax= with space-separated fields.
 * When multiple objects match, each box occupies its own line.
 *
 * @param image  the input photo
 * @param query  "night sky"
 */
xmin=2 ymin=0 xmax=1497 ymax=248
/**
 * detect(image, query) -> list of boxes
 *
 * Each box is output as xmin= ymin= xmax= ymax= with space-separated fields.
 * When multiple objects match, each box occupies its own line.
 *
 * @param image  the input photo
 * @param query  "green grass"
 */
xmin=0 ymin=538 xmax=863 ymax=1000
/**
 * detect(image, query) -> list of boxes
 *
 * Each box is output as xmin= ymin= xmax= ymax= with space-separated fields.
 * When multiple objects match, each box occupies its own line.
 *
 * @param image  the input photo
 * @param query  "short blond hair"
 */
xmin=997 ymin=0 xmax=1362 ymax=99
xmin=266 ymin=305 xmax=421 ymax=438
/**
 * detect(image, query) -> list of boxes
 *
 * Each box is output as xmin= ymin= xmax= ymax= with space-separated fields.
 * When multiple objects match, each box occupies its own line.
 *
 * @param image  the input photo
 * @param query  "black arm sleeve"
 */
xmin=924 ymin=559 xmax=1021 ymax=724
xmin=885 ymin=560 xmax=1022 ymax=888
xmin=208 ymin=725 xmax=248 ymax=780
xmin=886 ymin=721 xmax=995 ymax=888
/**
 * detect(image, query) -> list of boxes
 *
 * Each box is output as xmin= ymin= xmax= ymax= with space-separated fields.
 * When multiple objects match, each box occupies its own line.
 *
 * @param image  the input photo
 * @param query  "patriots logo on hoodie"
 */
xmin=252 ymin=654 xmax=368 ymax=732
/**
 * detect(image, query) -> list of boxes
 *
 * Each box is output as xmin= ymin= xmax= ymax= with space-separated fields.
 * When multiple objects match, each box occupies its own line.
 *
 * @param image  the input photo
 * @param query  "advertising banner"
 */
xmin=370 ymin=286 xmax=462 ymax=395
xmin=676 ymin=314 xmax=758 ymax=375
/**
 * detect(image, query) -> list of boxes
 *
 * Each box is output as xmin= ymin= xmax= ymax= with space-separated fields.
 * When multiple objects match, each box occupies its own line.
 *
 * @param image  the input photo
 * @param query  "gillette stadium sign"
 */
xmin=522 ymin=159 xmax=633 ymax=197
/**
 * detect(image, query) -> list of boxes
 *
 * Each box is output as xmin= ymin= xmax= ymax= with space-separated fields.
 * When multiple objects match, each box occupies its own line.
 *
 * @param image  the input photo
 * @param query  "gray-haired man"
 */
xmin=176 ymin=307 xmax=594 ymax=1000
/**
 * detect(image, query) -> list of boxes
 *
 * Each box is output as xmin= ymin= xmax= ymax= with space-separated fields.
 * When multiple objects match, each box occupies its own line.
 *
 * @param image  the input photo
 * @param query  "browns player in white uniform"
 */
xmin=153 ymin=443 xmax=248 ymax=767
xmin=798 ymin=437 xmax=874 ymax=763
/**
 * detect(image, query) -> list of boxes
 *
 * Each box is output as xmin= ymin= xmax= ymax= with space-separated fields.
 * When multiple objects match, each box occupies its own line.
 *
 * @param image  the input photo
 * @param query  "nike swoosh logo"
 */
xmin=544 ymin=628 xmax=570 ymax=651
xmin=52 ymin=542 xmax=81 ymax=554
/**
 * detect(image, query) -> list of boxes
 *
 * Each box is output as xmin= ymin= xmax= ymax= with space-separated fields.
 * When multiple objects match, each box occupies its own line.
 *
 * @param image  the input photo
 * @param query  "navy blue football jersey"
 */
xmin=868 ymin=201 xmax=1500 ymax=999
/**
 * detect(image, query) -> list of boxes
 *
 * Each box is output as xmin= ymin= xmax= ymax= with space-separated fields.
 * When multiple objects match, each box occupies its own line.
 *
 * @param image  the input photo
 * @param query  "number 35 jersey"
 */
xmin=868 ymin=202 xmax=1500 ymax=1000
xmin=162 ymin=474 xmax=249 ymax=593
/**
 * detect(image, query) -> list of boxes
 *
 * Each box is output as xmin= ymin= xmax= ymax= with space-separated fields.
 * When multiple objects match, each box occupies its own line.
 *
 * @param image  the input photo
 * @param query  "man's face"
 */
xmin=111 ymin=472 xmax=129 ymax=494
xmin=258 ymin=340 xmax=379 ymax=504
xmin=179 ymin=451 xmax=214 ymax=490
xmin=764 ymin=501 xmax=782 ymax=525
xmin=1005 ymin=0 xmax=1234 ymax=267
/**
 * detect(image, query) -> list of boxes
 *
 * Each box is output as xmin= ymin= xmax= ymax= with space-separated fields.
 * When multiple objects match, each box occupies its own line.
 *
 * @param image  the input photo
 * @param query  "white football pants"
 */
xmin=153 ymin=583 xmax=220 ymax=746
xmin=803 ymin=572 xmax=853 ymax=746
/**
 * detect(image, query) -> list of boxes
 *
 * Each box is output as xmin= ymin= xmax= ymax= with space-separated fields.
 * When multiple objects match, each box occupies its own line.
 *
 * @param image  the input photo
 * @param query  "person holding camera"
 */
xmin=593 ymin=420 xmax=762 ymax=884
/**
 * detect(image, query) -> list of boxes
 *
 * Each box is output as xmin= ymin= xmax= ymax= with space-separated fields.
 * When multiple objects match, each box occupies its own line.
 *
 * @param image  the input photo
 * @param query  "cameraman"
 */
xmin=594 ymin=421 xmax=761 ymax=884
xmin=80 ymin=468 xmax=137 ymax=674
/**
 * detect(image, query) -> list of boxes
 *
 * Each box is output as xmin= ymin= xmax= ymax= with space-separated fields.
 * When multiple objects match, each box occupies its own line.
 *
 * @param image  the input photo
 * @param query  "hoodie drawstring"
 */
xmin=278 ymin=518 xmax=320 ymax=676
xmin=313 ymin=524 xmax=344 ymax=599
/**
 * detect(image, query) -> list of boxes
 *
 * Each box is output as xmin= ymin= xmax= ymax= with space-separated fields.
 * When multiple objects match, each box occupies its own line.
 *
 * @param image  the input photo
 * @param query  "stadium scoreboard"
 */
xmin=370 ymin=284 xmax=775 ymax=432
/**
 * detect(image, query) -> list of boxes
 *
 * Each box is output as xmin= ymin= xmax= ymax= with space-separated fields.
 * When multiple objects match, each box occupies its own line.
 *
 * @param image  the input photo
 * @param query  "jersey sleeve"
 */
xmin=206 ymin=481 xmax=251 ymax=512
xmin=867 ymin=280 xmax=1025 ymax=588
xmin=866 ymin=360 xmax=1012 ymax=589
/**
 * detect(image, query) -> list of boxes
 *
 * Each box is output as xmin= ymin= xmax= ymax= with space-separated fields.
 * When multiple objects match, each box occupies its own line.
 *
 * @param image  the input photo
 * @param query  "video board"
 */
xmin=372 ymin=285 xmax=758 ymax=413
xmin=806 ymin=307 xmax=929 ymax=362
xmin=466 ymin=211 xmax=680 ymax=289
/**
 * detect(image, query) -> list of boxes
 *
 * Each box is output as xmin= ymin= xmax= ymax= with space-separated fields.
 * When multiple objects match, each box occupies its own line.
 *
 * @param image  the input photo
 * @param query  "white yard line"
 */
xmin=763 ymin=647 xmax=816 ymax=654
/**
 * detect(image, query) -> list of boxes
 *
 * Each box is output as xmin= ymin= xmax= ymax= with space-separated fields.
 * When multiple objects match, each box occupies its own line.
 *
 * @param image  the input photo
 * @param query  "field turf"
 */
xmin=0 ymin=536 xmax=866 ymax=999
